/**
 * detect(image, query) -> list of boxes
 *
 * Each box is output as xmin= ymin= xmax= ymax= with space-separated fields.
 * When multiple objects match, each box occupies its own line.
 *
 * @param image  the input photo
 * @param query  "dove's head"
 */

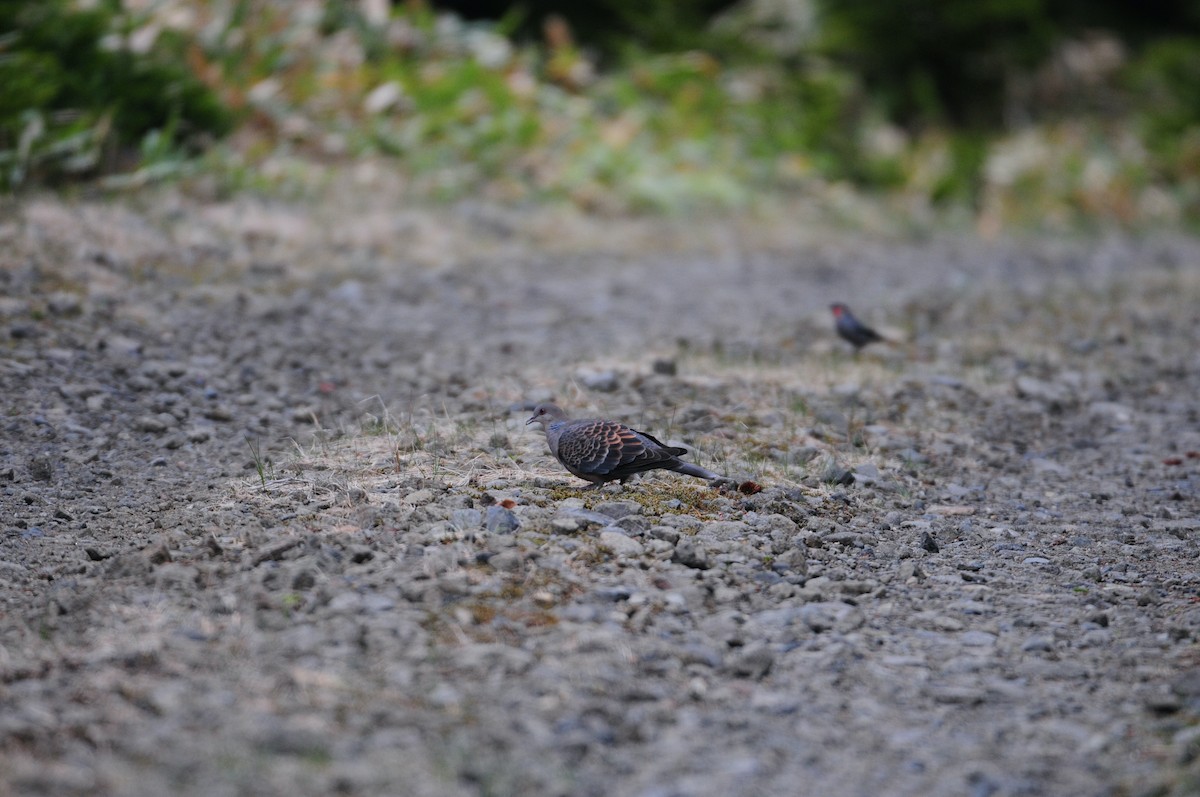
xmin=526 ymin=402 xmax=567 ymax=429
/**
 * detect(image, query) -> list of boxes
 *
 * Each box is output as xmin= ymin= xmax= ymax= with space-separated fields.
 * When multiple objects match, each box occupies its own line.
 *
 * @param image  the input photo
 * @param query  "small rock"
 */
xmin=136 ymin=414 xmax=175 ymax=433
xmin=291 ymin=407 xmax=319 ymax=423
xmin=702 ymin=521 xmax=752 ymax=540
xmin=47 ymin=292 xmax=82 ymax=315
xmin=1021 ymin=636 xmax=1054 ymax=652
xmin=485 ymin=505 xmax=519 ymax=534
xmin=405 ymin=489 xmax=435 ymax=505
xmin=920 ymin=531 xmax=940 ymax=553
xmin=595 ymin=501 xmax=642 ymax=520
xmin=26 ymin=456 xmax=53 ymax=482
xmin=204 ymin=406 xmax=234 ymax=422
xmin=825 ymin=531 xmax=862 ymax=547
xmin=960 ymin=630 xmax=997 ymax=647
xmin=348 ymin=546 xmax=374 ymax=564
xmin=930 ymin=687 xmax=986 ymax=706
xmin=681 ymin=644 xmax=723 ymax=668
xmin=327 ymin=592 xmax=364 ymax=613
xmin=1170 ymin=670 xmax=1200 ymax=699
xmin=922 ymin=613 xmax=963 ymax=631
xmin=837 ymin=579 xmax=877 ymax=596
xmin=593 ymin=586 xmax=633 ymax=602
xmin=100 ymin=333 xmax=143 ymax=356
xmin=557 ymin=507 xmax=616 ymax=527
xmin=146 ymin=541 xmax=172 ymax=566
xmin=672 ymin=538 xmax=711 ymax=570
xmin=615 ymin=515 xmax=650 ymax=533
xmin=854 ymin=462 xmax=882 ymax=485
xmin=292 ymin=569 xmax=317 ymax=590
xmin=1014 ymin=376 xmax=1073 ymax=408
xmin=450 ymin=508 xmax=483 ymax=530
xmin=598 ymin=529 xmax=644 ymax=556
xmin=1088 ymin=401 xmax=1133 ymax=424
xmin=363 ymin=593 xmax=397 ymax=613
xmin=649 ymin=526 xmax=680 ymax=544
xmin=772 ymin=548 xmax=807 ymax=574
xmin=489 ymin=550 xmax=523 ymax=572
xmin=800 ymin=602 xmax=863 ymax=633
xmin=429 ymin=682 xmax=464 ymax=709
xmin=1172 ymin=724 xmax=1200 ymax=765
xmin=575 ymin=368 xmax=619 ymax=392
xmin=1028 ymin=458 xmax=1069 ymax=477
xmin=723 ymin=643 xmax=775 ymax=679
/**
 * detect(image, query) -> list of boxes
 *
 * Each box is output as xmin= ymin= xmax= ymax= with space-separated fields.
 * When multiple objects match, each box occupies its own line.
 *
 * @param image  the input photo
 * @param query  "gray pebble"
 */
xmin=799 ymin=602 xmax=862 ymax=633
xmin=489 ymin=550 xmax=524 ymax=572
xmin=485 ymin=505 xmax=520 ymax=534
xmin=649 ymin=526 xmax=680 ymax=544
xmin=595 ymin=500 xmax=642 ymax=519
xmin=672 ymin=538 xmax=711 ymax=570
xmin=137 ymin=414 xmax=176 ymax=433
xmin=575 ymin=368 xmax=619 ymax=391
xmin=598 ymin=529 xmax=644 ymax=556
xmin=723 ymin=643 xmax=775 ymax=679
xmin=557 ymin=507 xmax=617 ymax=527
xmin=1021 ymin=636 xmax=1054 ymax=652
xmin=960 ymin=630 xmax=997 ymax=647
xmin=451 ymin=508 xmax=483 ymax=530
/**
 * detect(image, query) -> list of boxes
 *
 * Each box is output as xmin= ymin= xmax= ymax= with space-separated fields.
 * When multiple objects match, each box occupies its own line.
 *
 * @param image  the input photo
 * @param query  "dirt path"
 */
xmin=1 ymin=194 xmax=1198 ymax=796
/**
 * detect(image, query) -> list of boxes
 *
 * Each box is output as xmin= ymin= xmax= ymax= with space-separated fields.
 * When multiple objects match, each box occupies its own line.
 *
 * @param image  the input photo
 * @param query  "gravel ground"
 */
xmin=1 ymin=192 xmax=1199 ymax=797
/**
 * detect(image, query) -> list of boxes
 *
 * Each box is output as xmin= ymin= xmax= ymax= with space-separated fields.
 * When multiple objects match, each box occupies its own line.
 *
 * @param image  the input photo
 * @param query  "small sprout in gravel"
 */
xmin=245 ymin=436 xmax=270 ymax=486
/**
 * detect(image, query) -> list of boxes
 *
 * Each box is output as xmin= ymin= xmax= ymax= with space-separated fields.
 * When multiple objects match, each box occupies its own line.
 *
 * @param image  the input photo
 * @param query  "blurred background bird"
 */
xmin=830 ymin=303 xmax=885 ymax=351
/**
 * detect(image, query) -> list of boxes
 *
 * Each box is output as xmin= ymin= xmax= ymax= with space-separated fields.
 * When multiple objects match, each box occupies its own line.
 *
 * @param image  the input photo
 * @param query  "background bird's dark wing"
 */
xmin=837 ymin=314 xmax=883 ymax=346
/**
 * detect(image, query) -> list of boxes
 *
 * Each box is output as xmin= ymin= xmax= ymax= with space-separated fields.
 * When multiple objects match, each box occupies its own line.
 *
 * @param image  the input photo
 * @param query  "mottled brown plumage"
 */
xmin=526 ymin=403 xmax=720 ymax=487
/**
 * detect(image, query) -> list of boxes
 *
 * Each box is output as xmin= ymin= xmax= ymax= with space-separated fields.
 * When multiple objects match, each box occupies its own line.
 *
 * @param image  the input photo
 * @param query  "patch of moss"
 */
xmin=542 ymin=480 xmax=720 ymax=518
xmin=627 ymin=481 xmax=721 ymax=519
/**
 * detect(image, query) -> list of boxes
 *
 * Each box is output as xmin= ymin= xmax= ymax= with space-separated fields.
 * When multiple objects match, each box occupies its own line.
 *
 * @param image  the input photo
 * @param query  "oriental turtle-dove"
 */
xmin=526 ymin=403 xmax=720 ymax=487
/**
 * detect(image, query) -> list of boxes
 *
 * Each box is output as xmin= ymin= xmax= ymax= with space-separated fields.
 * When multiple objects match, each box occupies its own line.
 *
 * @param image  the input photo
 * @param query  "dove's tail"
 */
xmin=673 ymin=461 xmax=722 ymax=482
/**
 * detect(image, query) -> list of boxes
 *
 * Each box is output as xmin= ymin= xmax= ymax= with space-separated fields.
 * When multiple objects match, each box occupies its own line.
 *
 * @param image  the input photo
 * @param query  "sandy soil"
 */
xmin=1 ymin=192 xmax=1198 ymax=797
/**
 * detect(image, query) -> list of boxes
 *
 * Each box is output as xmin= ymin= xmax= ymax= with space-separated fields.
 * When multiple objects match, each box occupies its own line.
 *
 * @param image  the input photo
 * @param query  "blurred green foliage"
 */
xmin=437 ymin=0 xmax=745 ymax=57
xmin=0 ymin=0 xmax=1198 ymax=227
xmin=1127 ymin=36 xmax=1200 ymax=152
xmin=815 ymin=0 xmax=1200 ymax=128
xmin=817 ymin=0 xmax=1058 ymax=128
xmin=0 ymin=0 xmax=234 ymax=188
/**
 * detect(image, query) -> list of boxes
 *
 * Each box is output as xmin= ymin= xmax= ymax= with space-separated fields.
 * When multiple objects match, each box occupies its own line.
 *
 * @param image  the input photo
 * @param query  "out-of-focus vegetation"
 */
xmin=1 ymin=0 xmax=1199 ymax=228
xmin=0 ymin=0 xmax=234 ymax=188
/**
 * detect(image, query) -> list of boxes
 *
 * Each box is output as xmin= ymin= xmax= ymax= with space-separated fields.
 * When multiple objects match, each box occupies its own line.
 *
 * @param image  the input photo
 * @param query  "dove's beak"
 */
xmin=525 ymin=416 xmax=536 ymax=425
